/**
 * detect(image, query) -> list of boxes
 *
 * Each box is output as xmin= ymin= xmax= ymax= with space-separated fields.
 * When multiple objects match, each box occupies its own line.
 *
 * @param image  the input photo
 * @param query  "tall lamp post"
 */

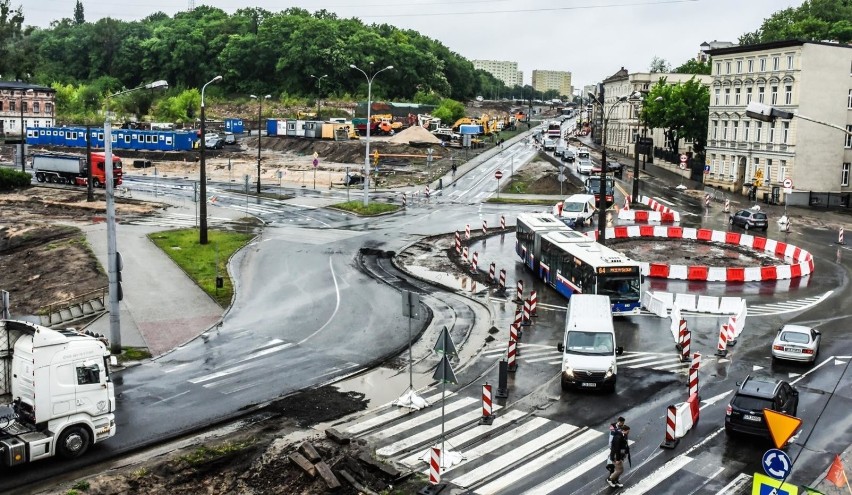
xmin=588 ymin=93 xmax=628 ymax=244
xmin=104 ymin=80 xmax=169 ymax=353
xmin=18 ymin=88 xmax=33 ymax=172
xmin=350 ymin=63 xmax=393 ymax=207
xmin=250 ymin=93 xmax=270 ymax=194
xmin=199 ymin=75 xmax=223 ymax=245
xmin=310 ymin=74 xmax=328 ymax=120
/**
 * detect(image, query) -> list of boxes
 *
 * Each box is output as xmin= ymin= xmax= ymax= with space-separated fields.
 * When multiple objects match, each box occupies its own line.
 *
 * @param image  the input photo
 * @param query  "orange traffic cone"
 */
xmin=826 ymin=454 xmax=849 ymax=489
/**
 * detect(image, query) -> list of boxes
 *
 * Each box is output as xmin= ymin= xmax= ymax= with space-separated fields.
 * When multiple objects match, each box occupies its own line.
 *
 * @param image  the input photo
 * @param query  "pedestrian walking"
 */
xmin=606 ymin=417 xmax=625 ymax=473
xmin=606 ymin=425 xmax=630 ymax=488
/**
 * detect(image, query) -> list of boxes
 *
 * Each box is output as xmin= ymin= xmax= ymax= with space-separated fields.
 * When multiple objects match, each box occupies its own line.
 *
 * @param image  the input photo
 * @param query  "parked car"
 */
xmin=771 ymin=324 xmax=821 ymax=363
xmin=223 ymin=132 xmax=236 ymax=145
xmin=725 ymin=376 xmax=799 ymax=438
xmin=204 ymin=133 xmax=224 ymax=150
xmin=343 ymin=172 xmax=363 ymax=186
xmin=729 ymin=209 xmax=768 ymax=230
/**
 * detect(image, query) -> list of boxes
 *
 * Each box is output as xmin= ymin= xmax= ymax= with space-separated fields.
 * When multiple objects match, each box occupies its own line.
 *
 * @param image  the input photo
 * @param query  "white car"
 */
xmin=576 ymin=159 xmax=594 ymax=174
xmin=771 ymin=324 xmax=821 ymax=363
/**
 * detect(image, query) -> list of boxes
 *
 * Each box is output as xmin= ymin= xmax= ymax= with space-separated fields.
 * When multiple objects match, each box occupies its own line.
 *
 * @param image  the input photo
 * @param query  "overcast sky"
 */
xmin=21 ymin=0 xmax=804 ymax=90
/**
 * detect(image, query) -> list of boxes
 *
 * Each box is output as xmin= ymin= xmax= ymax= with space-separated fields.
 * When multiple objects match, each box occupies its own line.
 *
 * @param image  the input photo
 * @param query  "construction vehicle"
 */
xmin=0 ymin=320 xmax=117 ymax=466
xmin=417 ymin=114 xmax=441 ymax=131
xmin=33 ymin=152 xmax=123 ymax=188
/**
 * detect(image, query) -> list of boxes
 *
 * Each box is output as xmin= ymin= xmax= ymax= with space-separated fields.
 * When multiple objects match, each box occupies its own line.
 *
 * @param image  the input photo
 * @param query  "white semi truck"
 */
xmin=0 ymin=319 xmax=116 ymax=466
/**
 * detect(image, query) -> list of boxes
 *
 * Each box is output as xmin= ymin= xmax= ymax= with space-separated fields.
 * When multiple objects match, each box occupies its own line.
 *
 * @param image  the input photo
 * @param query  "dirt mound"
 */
xmin=387 ymin=125 xmax=441 ymax=145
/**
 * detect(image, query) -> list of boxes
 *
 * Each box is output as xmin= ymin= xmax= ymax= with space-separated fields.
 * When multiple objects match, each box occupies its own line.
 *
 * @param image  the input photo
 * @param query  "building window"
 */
xmin=753 ymin=157 xmax=760 ymax=178
xmin=780 ymin=161 xmax=787 ymax=184
xmin=736 ymin=60 xmax=742 ymax=73
xmin=785 ymin=86 xmax=792 ymax=105
xmin=746 ymin=87 xmax=753 ymax=104
xmin=747 ymin=59 xmax=754 ymax=73
xmin=744 ymin=121 xmax=750 ymax=141
xmin=712 ymin=120 xmax=718 ymax=139
xmin=766 ymin=159 xmax=773 ymax=182
xmin=722 ymin=120 xmax=728 ymax=140
xmin=760 ymin=58 xmax=767 ymax=71
xmin=33 ymin=102 xmax=40 ymax=114
xmin=724 ymin=88 xmax=730 ymax=105
xmin=756 ymin=122 xmax=763 ymax=142
xmin=726 ymin=61 xmax=731 ymax=74
xmin=714 ymin=88 xmax=720 ymax=105
xmin=773 ymin=57 xmax=780 ymax=71
xmin=735 ymin=88 xmax=741 ymax=105
xmin=846 ymin=126 xmax=852 ymax=148
xmin=758 ymin=87 xmax=765 ymax=103
xmin=843 ymin=163 xmax=850 ymax=187
xmin=769 ymin=123 xmax=776 ymax=143
xmin=732 ymin=121 xmax=739 ymax=141
xmin=45 ymin=103 xmax=53 ymax=114
xmin=782 ymin=122 xmax=789 ymax=143
xmin=716 ymin=62 xmax=721 ymax=75
xmin=771 ymin=86 xmax=778 ymax=105
xmin=848 ymin=89 xmax=852 ymax=109
xmin=22 ymin=102 xmax=27 ymax=112
xmin=10 ymin=101 xmax=16 ymax=112
xmin=712 ymin=154 xmax=718 ymax=174
xmin=787 ymin=55 xmax=794 ymax=70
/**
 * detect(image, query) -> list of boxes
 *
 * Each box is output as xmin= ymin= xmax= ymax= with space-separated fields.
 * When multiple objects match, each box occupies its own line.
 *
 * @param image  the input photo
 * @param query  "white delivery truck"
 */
xmin=556 ymin=295 xmax=623 ymax=392
xmin=556 ymin=194 xmax=597 ymax=227
xmin=0 ymin=319 xmax=116 ymax=466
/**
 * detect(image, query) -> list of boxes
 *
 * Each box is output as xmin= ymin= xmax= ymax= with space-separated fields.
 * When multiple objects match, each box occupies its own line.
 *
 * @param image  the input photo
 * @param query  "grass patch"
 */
xmin=131 ymin=467 xmax=149 ymax=479
xmin=485 ymin=197 xmax=557 ymax=205
xmin=148 ymin=229 xmax=254 ymax=307
xmin=177 ymin=440 xmax=255 ymax=466
xmin=72 ymin=480 xmax=90 ymax=491
xmin=119 ymin=347 xmax=151 ymax=362
xmin=331 ymin=200 xmax=400 ymax=216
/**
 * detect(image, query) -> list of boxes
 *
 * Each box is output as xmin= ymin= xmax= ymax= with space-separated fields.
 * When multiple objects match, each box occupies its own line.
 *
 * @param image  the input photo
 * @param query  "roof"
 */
xmin=0 ymin=81 xmax=55 ymax=93
xmin=707 ymin=39 xmax=852 ymax=56
xmin=738 ymin=376 xmax=781 ymax=398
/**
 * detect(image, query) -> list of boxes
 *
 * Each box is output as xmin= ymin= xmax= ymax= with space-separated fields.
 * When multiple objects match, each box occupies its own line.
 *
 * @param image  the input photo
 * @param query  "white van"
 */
xmin=557 ymin=194 xmax=597 ymax=227
xmin=556 ymin=294 xmax=623 ymax=392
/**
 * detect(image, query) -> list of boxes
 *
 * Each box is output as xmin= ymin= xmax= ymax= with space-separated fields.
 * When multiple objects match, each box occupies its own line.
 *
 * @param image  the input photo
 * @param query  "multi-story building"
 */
xmin=0 ymin=82 xmax=56 ymax=137
xmin=599 ymin=68 xmax=711 ymax=158
xmin=532 ymin=70 xmax=572 ymax=98
xmin=472 ymin=60 xmax=523 ymax=88
xmin=704 ymin=40 xmax=852 ymax=206
xmin=698 ymin=40 xmax=736 ymax=63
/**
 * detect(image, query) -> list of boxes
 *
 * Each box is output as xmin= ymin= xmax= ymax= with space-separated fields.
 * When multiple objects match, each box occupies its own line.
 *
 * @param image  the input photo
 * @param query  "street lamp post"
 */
xmin=19 ymin=88 xmax=33 ymax=172
xmin=199 ymin=75 xmax=223 ymax=245
xmin=310 ymin=74 xmax=328 ymax=120
xmin=250 ymin=94 xmax=271 ymax=194
xmin=589 ymin=93 xmax=628 ymax=244
xmin=350 ymin=63 xmax=393 ymax=207
xmin=104 ymin=80 xmax=168 ymax=353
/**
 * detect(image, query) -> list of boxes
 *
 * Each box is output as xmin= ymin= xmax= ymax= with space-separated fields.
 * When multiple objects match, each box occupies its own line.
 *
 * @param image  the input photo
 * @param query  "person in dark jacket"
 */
xmin=606 ymin=417 xmax=626 ymax=473
xmin=607 ymin=425 xmax=630 ymax=488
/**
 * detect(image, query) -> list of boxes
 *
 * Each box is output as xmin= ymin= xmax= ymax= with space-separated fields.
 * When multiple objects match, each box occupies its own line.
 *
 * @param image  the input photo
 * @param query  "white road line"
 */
xmin=653 ymin=196 xmax=675 ymax=206
xmin=620 ymin=455 xmax=693 ymax=494
xmin=367 ymin=397 xmax=478 ymax=441
xmin=625 ymin=357 xmax=683 ymax=369
xmin=189 ymin=342 xmax=293 ymax=384
xmin=474 ymin=429 xmax=602 ymax=494
xmin=345 ymin=390 xmax=456 ymax=435
xmin=450 ymin=423 xmax=582 ymax=487
xmin=715 ymin=472 xmax=751 ymax=495
xmin=525 ymin=354 xmax=563 ymax=364
xmin=151 ymin=390 xmax=190 ymax=405
xmin=524 ymin=444 xmax=624 ymax=494
xmin=617 ymin=354 xmax=672 ymax=365
xmin=652 ymin=362 xmax=690 ymax=370
xmin=161 ymin=362 xmax=192 ymax=373
xmin=791 ymin=355 xmax=834 ymax=385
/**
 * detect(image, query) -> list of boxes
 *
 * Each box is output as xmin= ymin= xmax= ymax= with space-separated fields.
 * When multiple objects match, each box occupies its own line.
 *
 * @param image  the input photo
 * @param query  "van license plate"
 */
xmin=743 ymin=414 xmax=761 ymax=422
xmin=581 ymin=383 xmax=597 ymax=388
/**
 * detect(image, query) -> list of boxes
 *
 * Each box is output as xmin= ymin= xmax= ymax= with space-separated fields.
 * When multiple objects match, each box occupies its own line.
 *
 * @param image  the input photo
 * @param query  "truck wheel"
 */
xmin=36 ymin=173 xmax=45 ymax=182
xmin=57 ymin=425 xmax=91 ymax=459
xmin=93 ymin=178 xmax=102 ymax=188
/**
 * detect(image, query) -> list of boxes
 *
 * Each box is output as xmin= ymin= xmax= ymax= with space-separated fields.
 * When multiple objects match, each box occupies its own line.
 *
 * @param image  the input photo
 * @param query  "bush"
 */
xmin=0 ymin=168 xmax=32 ymax=191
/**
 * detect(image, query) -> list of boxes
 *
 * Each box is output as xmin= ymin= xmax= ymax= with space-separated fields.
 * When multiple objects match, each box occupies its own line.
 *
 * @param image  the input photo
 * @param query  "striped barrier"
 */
xmin=500 ymin=214 xmax=506 ymax=230
xmin=596 ymin=227 xmax=814 ymax=282
xmin=688 ymin=361 xmax=699 ymax=396
xmin=507 ymin=338 xmax=518 ymax=372
xmin=715 ymin=324 xmax=728 ymax=357
xmin=498 ymin=269 xmax=506 ymax=292
xmin=482 ymin=220 xmax=487 ymax=235
xmin=529 ymin=290 xmax=538 ymax=317
xmin=617 ymin=209 xmax=680 ymax=223
xmin=465 ymin=224 xmax=470 ymax=240
xmin=430 ymin=447 xmax=441 ymax=484
xmin=455 ymin=231 xmax=461 ymax=254
xmin=470 ymin=251 xmax=479 ymax=274
xmin=521 ymin=298 xmax=531 ymax=327
xmin=660 ymin=404 xmax=678 ymax=449
xmin=479 ymin=383 xmax=494 ymax=425
xmin=489 ymin=262 xmax=496 ymax=283
xmin=515 ymin=280 xmax=524 ymax=303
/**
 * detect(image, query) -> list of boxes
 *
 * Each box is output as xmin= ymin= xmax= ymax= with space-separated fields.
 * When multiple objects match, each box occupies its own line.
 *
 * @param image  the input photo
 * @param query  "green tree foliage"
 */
xmin=641 ymin=77 xmax=710 ymax=154
xmin=673 ymin=58 xmax=711 ymax=75
xmin=0 ymin=0 xmax=25 ymax=79
xmin=739 ymin=0 xmax=852 ymax=44
xmin=432 ymin=98 xmax=465 ymax=124
xmin=73 ymin=0 xmax=84 ymax=25
xmin=151 ymin=88 xmax=200 ymax=124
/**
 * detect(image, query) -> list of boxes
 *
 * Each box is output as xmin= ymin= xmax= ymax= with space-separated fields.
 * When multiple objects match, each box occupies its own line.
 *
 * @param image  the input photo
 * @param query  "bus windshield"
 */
xmin=565 ymin=331 xmax=614 ymax=356
xmin=597 ymin=277 xmax=641 ymax=300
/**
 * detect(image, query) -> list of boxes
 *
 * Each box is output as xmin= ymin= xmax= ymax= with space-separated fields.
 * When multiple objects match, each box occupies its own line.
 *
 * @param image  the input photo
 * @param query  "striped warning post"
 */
xmin=462 ymin=246 xmax=469 ymax=262
xmin=471 ymin=279 xmax=477 ymax=293
xmin=623 ymin=195 xmax=631 ymax=211
xmin=726 ymin=315 xmax=738 ymax=346
xmin=660 ymin=404 xmax=679 ymax=449
xmin=489 ymin=262 xmax=496 ymax=283
xmin=500 ymin=214 xmax=506 ymax=230
xmin=521 ymin=298 xmax=532 ymax=327
xmin=839 ymin=227 xmax=845 ymax=245
xmin=680 ymin=321 xmax=691 ymax=363
xmin=455 ymin=231 xmax=461 ymax=254
xmin=692 ymin=352 xmax=702 ymax=367
xmin=512 ymin=308 xmax=523 ymax=339
xmin=402 ymin=192 xmax=407 ymax=208
xmin=515 ymin=279 xmax=524 ymax=302
xmin=470 ymin=252 xmax=479 ymax=274
xmin=425 ymin=185 xmax=430 ymax=201
xmin=724 ymin=199 xmax=730 ymax=212
xmin=429 ymin=447 xmax=441 ymax=484
xmin=507 ymin=338 xmax=518 ymax=372
xmin=715 ymin=324 xmax=728 ymax=357
xmin=479 ymin=383 xmax=494 ymax=425
xmin=465 ymin=224 xmax=471 ymax=240
xmin=509 ymin=319 xmax=520 ymax=355
xmin=529 ymin=290 xmax=538 ymax=317
xmin=498 ymin=269 xmax=507 ymax=292
xmin=482 ymin=220 xmax=488 ymax=235
xmin=688 ymin=363 xmax=699 ymax=396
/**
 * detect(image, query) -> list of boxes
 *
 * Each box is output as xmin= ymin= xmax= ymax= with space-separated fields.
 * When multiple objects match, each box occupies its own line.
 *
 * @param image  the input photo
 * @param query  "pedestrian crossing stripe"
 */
xmin=480 ymin=347 xmax=704 ymax=373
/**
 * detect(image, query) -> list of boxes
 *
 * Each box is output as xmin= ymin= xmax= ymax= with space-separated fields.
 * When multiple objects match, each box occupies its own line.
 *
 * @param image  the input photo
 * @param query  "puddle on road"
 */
xmin=333 ymin=366 xmax=434 ymax=408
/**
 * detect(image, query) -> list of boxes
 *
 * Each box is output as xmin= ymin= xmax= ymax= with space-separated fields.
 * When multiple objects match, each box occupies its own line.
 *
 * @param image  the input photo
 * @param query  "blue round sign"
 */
xmin=313 ymin=158 xmax=318 ymax=167
xmin=762 ymin=448 xmax=791 ymax=480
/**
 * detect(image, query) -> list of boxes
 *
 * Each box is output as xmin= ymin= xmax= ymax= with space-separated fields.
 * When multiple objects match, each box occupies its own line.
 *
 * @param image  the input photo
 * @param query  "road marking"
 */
xmin=790 ymin=355 xmax=833 ymax=385
xmin=188 ymin=341 xmax=293 ymax=384
xmin=368 ymin=397 xmax=477 ymax=441
xmin=621 ymin=455 xmax=693 ymax=494
xmin=715 ymin=472 xmax=751 ymax=494
xmin=653 ymin=196 xmax=675 ymax=206
xmin=152 ymin=390 xmax=190 ymax=405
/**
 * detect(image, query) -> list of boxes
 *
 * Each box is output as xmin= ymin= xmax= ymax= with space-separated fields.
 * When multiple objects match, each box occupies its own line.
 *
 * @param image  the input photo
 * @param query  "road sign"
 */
xmin=679 ymin=162 xmax=687 ymax=170
xmin=313 ymin=151 xmax=319 ymax=160
xmin=557 ymin=174 xmax=567 ymax=182
xmin=752 ymin=472 xmax=799 ymax=495
xmin=680 ymin=154 xmax=688 ymax=163
xmin=763 ymin=409 xmax=802 ymax=449
xmin=763 ymin=449 xmax=792 ymax=479
xmin=495 ymin=170 xmax=503 ymax=180
xmin=313 ymin=158 xmax=318 ymax=167
xmin=704 ymin=165 xmax=710 ymax=174
xmin=783 ymin=178 xmax=793 ymax=188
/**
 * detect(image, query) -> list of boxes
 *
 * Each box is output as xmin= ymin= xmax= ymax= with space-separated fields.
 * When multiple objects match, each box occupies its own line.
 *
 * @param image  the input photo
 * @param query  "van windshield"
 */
xmin=562 ymin=201 xmax=586 ymax=213
xmin=578 ymin=152 xmax=590 ymax=160
xmin=565 ymin=331 xmax=614 ymax=355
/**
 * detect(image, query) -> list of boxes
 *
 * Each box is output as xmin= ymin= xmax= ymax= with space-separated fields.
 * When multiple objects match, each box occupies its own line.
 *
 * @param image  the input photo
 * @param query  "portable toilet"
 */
xmin=225 ymin=118 xmax=245 ymax=134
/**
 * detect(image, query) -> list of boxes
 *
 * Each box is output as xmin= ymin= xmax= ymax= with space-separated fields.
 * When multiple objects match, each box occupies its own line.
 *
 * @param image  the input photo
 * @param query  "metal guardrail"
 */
xmin=39 ymin=286 xmax=107 ymax=318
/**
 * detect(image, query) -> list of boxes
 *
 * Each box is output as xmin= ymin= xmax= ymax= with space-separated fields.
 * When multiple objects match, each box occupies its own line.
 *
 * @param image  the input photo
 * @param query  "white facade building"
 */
xmin=472 ymin=60 xmax=524 ymax=88
xmin=705 ymin=40 xmax=852 ymax=205
xmin=532 ymin=70 xmax=572 ymax=98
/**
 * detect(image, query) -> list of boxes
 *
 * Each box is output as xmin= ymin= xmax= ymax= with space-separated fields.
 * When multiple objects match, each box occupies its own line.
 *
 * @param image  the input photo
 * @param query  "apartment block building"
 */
xmin=472 ymin=60 xmax=523 ymax=88
xmin=531 ymin=70 xmax=572 ymax=98
xmin=0 ymin=82 xmax=56 ymax=137
xmin=705 ymin=40 xmax=852 ymax=206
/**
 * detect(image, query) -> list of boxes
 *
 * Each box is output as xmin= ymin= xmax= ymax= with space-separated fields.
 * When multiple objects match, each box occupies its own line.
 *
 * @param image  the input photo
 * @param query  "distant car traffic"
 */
xmin=563 ymin=150 xmax=576 ymax=163
xmin=729 ymin=209 xmax=768 ymax=230
xmin=725 ymin=375 xmax=799 ymax=438
xmin=771 ymin=324 xmax=821 ymax=363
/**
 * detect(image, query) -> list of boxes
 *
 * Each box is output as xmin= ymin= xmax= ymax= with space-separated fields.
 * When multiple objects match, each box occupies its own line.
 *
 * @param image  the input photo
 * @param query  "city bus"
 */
xmin=537 ymin=231 xmax=642 ymax=315
xmin=515 ymin=212 xmax=571 ymax=271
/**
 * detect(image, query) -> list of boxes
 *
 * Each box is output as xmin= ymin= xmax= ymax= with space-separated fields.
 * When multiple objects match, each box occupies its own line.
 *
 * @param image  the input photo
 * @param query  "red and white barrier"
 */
xmin=715 ymin=324 xmax=728 ymax=357
xmin=521 ymin=298 xmax=531 ymax=327
xmin=402 ymin=192 xmax=407 ymax=208
xmin=455 ymin=231 xmax=461 ymax=254
xmin=480 ymin=384 xmax=494 ymax=425
xmin=688 ymin=362 xmax=699 ymax=396
xmin=507 ymin=338 xmax=518 ymax=372
xmin=623 ymin=195 xmax=631 ymax=211
xmin=430 ymin=447 xmax=441 ymax=484
xmin=596 ymin=227 xmax=814 ymax=282
xmin=674 ymin=393 xmax=700 ymax=438
xmin=839 ymin=228 xmax=845 ymax=245
xmin=465 ymin=224 xmax=471 ymax=240
xmin=462 ymin=246 xmax=468 ymax=261
xmin=470 ymin=251 xmax=479 ymax=273
xmin=724 ymin=199 xmax=730 ymax=213
xmin=489 ymin=262 xmax=496 ymax=283
xmin=660 ymin=404 xmax=678 ymax=449
xmin=500 ymin=214 xmax=506 ymax=230
xmin=529 ymin=290 xmax=538 ymax=317
xmin=498 ymin=269 xmax=507 ymax=291
xmin=425 ymin=185 xmax=430 ymax=200
xmin=617 ymin=209 xmax=680 ymax=223
xmin=482 ymin=220 xmax=488 ymax=235
xmin=471 ymin=279 xmax=477 ymax=293
xmin=515 ymin=280 xmax=524 ymax=302
xmin=512 ymin=308 xmax=523 ymax=338
xmin=679 ymin=321 xmax=691 ymax=362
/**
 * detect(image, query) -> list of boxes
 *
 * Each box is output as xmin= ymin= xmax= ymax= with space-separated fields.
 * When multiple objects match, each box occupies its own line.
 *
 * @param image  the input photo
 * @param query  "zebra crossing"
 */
xmin=122 ymin=211 xmax=235 ymax=228
xmin=479 ymin=344 xmax=707 ymax=375
xmin=337 ymin=388 xmax=722 ymax=494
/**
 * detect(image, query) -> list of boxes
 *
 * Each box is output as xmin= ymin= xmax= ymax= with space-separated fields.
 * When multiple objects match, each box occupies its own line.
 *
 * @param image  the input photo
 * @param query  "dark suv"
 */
xmin=725 ymin=375 xmax=798 ymax=437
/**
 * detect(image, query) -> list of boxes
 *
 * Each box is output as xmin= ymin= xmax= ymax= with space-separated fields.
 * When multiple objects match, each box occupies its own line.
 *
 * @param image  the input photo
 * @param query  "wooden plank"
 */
xmin=299 ymin=442 xmax=321 ymax=463
xmin=315 ymin=461 xmax=341 ymax=490
xmin=288 ymin=452 xmax=316 ymax=478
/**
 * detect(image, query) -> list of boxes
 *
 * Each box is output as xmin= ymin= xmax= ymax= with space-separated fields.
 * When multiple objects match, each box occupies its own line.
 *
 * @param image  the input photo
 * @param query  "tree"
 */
xmin=673 ymin=58 xmax=711 ymax=75
xmin=431 ymin=98 xmax=465 ymax=124
xmin=649 ymin=56 xmax=670 ymax=73
xmin=739 ymin=0 xmax=852 ymax=44
xmin=73 ymin=0 xmax=84 ymax=25
xmin=641 ymin=77 xmax=709 ymax=154
xmin=0 ymin=0 xmax=25 ymax=78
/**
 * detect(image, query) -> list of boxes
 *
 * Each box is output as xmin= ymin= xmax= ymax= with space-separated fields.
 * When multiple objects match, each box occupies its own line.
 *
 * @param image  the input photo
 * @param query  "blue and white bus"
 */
xmin=515 ymin=213 xmax=572 ymax=272
xmin=538 ymin=231 xmax=642 ymax=315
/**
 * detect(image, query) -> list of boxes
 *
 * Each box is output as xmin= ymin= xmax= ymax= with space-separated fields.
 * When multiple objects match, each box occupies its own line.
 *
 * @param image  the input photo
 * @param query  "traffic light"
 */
xmin=115 ymin=251 xmax=123 ymax=302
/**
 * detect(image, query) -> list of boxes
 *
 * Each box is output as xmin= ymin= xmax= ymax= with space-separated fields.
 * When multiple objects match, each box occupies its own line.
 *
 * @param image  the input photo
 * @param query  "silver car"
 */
xmin=771 ymin=324 xmax=821 ymax=363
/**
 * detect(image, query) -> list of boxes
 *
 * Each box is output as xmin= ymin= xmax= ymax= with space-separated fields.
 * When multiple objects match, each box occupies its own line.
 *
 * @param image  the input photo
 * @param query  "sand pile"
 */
xmin=387 ymin=125 xmax=442 ymax=145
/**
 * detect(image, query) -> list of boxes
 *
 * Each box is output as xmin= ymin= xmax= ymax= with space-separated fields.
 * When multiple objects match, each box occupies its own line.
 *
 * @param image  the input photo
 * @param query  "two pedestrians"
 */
xmin=606 ymin=417 xmax=625 ymax=473
xmin=607 ymin=425 xmax=631 ymax=489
